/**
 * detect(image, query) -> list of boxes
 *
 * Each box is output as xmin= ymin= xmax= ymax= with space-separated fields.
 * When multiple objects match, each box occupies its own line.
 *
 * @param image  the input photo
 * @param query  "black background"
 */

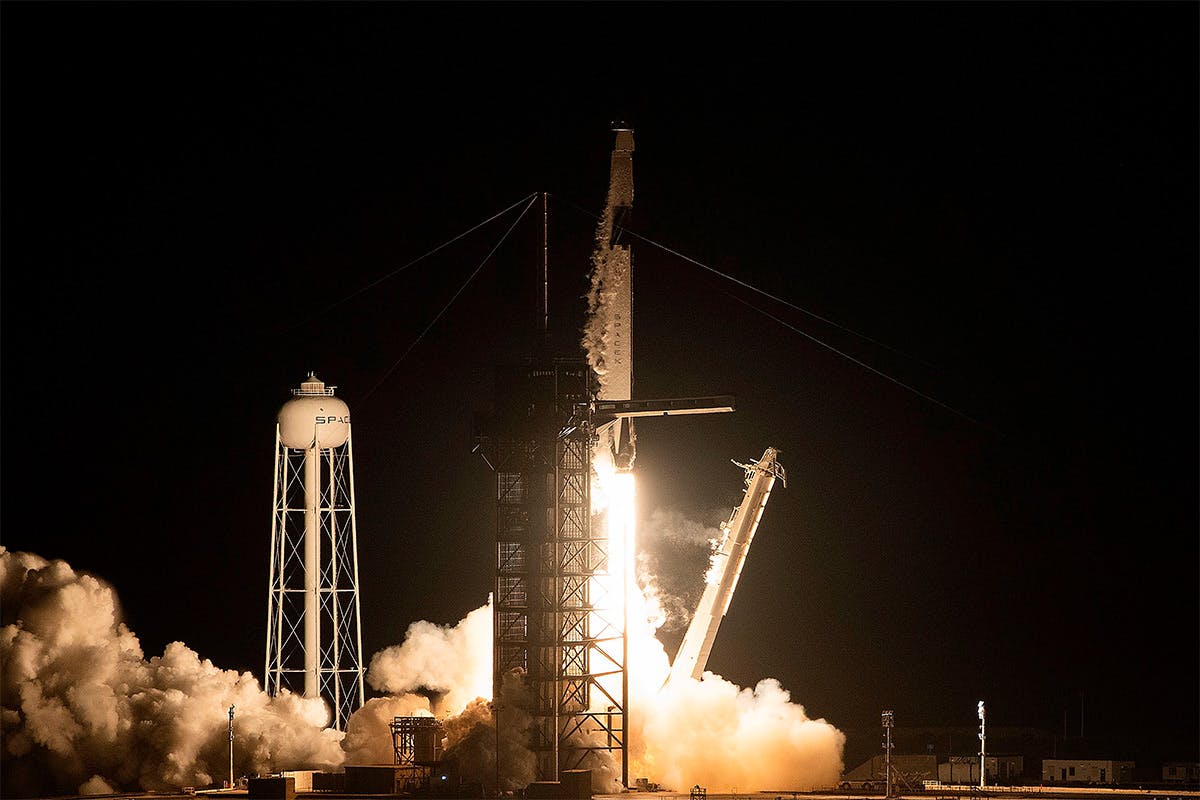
xmin=3 ymin=1 xmax=1196 ymax=766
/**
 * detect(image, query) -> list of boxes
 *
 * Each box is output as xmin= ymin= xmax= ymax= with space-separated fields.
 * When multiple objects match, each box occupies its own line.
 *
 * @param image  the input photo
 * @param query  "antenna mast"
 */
xmin=541 ymin=191 xmax=549 ymax=339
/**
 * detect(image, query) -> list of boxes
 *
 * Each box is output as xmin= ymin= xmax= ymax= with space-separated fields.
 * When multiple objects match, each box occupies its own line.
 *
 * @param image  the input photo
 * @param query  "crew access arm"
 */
xmin=668 ymin=447 xmax=787 ymax=684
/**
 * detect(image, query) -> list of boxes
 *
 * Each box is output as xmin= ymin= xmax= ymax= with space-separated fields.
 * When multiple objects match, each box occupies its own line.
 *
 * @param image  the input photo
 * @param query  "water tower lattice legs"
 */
xmin=265 ymin=430 xmax=365 ymax=730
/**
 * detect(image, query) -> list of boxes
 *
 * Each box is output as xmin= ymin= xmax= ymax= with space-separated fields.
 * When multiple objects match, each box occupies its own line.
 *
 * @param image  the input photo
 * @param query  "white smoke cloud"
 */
xmin=583 ymin=243 xmax=631 ymax=396
xmin=339 ymin=694 xmax=432 ymax=766
xmin=643 ymin=507 xmax=723 ymax=550
xmin=622 ymin=534 xmax=846 ymax=792
xmin=638 ymin=508 xmax=725 ymax=631
xmin=582 ymin=202 xmax=619 ymax=388
xmin=0 ymin=546 xmax=506 ymax=795
xmin=348 ymin=600 xmax=542 ymax=792
xmin=0 ymin=548 xmax=345 ymax=797
xmin=639 ymin=674 xmax=847 ymax=792
xmin=347 ymin=603 xmax=537 ymax=793
xmin=1 ymin=489 xmax=842 ymax=797
xmin=439 ymin=671 xmax=537 ymax=792
xmin=364 ymin=600 xmax=492 ymax=717
xmin=78 ymin=775 xmax=116 ymax=795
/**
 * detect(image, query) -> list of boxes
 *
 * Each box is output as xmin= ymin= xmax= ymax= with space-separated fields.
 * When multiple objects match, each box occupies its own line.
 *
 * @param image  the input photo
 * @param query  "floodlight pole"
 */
xmin=229 ymin=705 xmax=236 ymax=789
xmin=882 ymin=710 xmax=895 ymax=799
xmin=977 ymin=701 xmax=987 ymax=789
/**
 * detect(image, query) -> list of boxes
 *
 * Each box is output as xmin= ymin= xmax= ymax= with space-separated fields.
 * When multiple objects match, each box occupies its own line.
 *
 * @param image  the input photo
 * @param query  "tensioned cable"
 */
xmin=286 ymin=192 xmax=539 ymax=333
xmin=552 ymin=192 xmax=984 ymax=428
xmin=729 ymin=292 xmax=990 ymax=430
xmin=553 ymin=193 xmax=938 ymax=371
xmin=360 ymin=193 xmax=541 ymax=403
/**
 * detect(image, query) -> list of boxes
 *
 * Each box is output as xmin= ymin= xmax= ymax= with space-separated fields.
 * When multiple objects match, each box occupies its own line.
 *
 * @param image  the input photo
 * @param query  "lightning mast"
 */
xmin=978 ymin=701 xmax=987 ymax=788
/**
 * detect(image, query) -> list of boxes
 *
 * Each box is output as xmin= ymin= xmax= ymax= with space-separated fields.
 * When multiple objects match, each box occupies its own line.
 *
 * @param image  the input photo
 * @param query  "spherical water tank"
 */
xmin=278 ymin=373 xmax=350 ymax=449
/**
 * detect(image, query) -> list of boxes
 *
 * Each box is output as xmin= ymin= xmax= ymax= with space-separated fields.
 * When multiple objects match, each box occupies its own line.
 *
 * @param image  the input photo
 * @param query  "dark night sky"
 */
xmin=3 ymin=0 xmax=1197 ymax=766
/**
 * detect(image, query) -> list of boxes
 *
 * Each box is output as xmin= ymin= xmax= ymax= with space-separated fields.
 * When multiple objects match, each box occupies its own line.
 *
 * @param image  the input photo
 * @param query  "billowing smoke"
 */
xmin=639 ymin=675 xmax=847 ymax=792
xmin=365 ymin=601 xmax=492 ymax=716
xmin=0 ymin=548 xmax=345 ymax=798
xmin=437 ymin=671 xmax=537 ymax=792
xmin=339 ymin=695 xmax=432 ymax=765
xmin=345 ymin=602 xmax=536 ymax=793
xmin=638 ymin=508 xmax=725 ymax=632
xmin=624 ymin=581 xmax=846 ymax=792
xmin=3 ymin=496 xmax=840 ymax=796
xmin=583 ymin=135 xmax=636 ymax=473
xmin=342 ymin=601 xmax=494 ymax=771
xmin=0 ymin=548 xmax=532 ymax=795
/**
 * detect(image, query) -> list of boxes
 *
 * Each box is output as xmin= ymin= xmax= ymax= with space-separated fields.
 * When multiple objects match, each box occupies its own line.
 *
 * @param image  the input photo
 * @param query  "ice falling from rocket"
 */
xmin=584 ymin=124 xmax=636 ymax=469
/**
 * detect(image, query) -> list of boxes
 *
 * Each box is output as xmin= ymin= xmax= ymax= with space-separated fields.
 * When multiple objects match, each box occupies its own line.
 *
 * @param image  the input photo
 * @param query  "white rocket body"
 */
xmin=590 ymin=127 xmax=637 ymax=468
xmin=599 ymin=128 xmax=634 ymax=405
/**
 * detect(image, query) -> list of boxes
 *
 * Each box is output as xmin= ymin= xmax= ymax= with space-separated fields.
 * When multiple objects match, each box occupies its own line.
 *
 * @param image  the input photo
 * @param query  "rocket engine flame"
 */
xmin=591 ymin=450 xmax=636 ymax=643
xmin=590 ymin=452 xmax=845 ymax=792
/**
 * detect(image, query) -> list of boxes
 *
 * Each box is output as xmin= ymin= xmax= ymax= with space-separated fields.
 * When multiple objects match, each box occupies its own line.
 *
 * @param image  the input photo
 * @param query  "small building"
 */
xmin=278 ymin=770 xmax=317 ymax=792
xmin=526 ymin=771 xmax=592 ymax=800
xmin=1162 ymin=763 xmax=1200 ymax=784
xmin=1042 ymin=759 xmax=1134 ymax=785
xmin=939 ymin=755 xmax=1024 ymax=784
xmin=560 ymin=769 xmax=593 ymax=799
xmin=248 ymin=776 xmax=295 ymax=800
xmin=344 ymin=764 xmax=408 ymax=794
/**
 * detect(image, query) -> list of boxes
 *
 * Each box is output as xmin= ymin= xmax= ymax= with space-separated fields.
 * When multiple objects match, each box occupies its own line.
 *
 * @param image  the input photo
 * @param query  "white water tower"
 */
xmin=265 ymin=373 xmax=365 ymax=730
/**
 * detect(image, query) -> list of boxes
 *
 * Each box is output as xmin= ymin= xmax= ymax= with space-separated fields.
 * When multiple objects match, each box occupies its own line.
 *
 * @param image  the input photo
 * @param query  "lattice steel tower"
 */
xmin=265 ymin=373 xmax=365 ymax=730
xmin=482 ymin=361 xmax=626 ymax=786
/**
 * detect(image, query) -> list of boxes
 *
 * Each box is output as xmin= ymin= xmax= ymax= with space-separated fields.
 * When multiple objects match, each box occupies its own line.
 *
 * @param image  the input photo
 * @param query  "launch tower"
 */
xmin=483 ymin=359 xmax=623 ymax=785
xmin=479 ymin=130 xmax=636 ymax=787
xmin=478 ymin=127 xmax=734 ymax=790
xmin=265 ymin=373 xmax=365 ymax=730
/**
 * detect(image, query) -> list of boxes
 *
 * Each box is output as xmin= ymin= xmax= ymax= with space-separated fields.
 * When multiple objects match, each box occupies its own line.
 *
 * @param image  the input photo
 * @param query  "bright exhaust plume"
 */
xmin=3 ymin=489 xmax=843 ymax=797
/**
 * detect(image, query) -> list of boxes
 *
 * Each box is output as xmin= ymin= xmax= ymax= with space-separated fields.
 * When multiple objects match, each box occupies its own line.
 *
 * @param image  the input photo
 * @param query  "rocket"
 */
xmin=601 ymin=125 xmax=635 ymax=404
xmin=591 ymin=124 xmax=636 ymax=469
xmin=668 ymin=447 xmax=787 ymax=684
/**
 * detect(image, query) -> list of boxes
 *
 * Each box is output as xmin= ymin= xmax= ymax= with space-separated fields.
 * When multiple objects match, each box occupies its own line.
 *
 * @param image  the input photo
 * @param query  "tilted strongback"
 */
xmin=668 ymin=447 xmax=786 ymax=686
